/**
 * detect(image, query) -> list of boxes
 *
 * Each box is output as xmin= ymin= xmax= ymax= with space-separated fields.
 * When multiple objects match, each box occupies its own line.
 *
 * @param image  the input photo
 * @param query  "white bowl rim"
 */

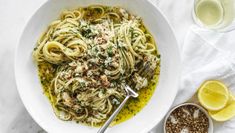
xmin=14 ymin=0 xmax=182 ymax=132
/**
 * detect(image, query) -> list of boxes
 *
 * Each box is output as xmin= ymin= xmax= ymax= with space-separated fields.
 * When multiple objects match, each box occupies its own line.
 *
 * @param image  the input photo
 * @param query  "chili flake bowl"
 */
xmin=163 ymin=103 xmax=213 ymax=133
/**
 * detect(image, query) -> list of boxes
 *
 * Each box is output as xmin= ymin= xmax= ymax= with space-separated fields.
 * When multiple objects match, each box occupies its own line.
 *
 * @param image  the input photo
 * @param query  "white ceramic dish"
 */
xmin=163 ymin=103 xmax=213 ymax=133
xmin=14 ymin=0 xmax=181 ymax=133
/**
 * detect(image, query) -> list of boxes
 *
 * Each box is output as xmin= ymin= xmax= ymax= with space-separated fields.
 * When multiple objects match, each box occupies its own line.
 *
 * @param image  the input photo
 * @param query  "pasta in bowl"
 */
xmin=33 ymin=5 xmax=160 ymax=126
xmin=15 ymin=0 xmax=181 ymax=133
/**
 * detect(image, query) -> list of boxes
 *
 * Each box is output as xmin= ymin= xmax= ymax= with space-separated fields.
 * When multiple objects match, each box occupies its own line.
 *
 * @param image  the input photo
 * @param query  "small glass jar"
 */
xmin=193 ymin=0 xmax=235 ymax=32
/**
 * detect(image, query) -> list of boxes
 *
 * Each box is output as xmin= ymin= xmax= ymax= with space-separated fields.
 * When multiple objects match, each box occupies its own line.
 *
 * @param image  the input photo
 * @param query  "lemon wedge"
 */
xmin=198 ymin=80 xmax=229 ymax=111
xmin=227 ymin=92 xmax=235 ymax=105
xmin=209 ymin=102 xmax=235 ymax=121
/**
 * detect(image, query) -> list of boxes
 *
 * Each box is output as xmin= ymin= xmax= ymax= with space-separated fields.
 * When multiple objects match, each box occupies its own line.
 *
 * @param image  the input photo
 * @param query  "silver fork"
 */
xmin=97 ymin=62 xmax=151 ymax=133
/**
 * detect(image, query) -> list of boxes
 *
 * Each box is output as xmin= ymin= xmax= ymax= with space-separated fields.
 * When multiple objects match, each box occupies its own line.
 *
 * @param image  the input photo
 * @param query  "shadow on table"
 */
xmin=6 ymin=108 xmax=46 ymax=133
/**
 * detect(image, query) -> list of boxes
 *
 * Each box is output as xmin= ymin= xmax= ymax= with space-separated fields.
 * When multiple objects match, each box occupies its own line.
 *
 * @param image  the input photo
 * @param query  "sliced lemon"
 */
xmin=227 ymin=92 xmax=235 ymax=105
xmin=209 ymin=102 xmax=235 ymax=121
xmin=198 ymin=80 xmax=229 ymax=111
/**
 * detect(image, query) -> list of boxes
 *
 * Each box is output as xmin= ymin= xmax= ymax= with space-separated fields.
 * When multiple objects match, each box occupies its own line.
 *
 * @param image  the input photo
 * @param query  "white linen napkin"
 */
xmin=173 ymin=25 xmax=235 ymax=133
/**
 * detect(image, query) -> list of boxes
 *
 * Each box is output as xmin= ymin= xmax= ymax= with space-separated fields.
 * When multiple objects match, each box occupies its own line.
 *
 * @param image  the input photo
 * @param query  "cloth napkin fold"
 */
xmin=173 ymin=25 xmax=235 ymax=133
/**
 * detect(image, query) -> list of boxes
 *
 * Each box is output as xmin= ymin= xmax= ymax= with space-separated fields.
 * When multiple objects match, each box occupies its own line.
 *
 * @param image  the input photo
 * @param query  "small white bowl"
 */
xmin=163 ymin=103 xmax=213 ymax=133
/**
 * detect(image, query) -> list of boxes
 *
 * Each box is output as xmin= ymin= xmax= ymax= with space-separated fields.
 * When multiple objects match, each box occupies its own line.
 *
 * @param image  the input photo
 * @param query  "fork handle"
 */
xmin=97 ymin=95 xmax=131 ymax=133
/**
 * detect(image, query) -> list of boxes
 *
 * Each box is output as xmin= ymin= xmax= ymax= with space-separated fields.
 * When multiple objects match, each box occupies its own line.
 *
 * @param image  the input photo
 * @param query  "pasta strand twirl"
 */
xmin=33 ymin=5 xmax=160 ymax=126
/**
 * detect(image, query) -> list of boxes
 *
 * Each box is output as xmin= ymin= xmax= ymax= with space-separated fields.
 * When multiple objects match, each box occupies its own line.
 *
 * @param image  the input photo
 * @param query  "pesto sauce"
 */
xmin=37 ymin=5 xmax=160 ymax=127
xmin=112 ymin=64 xmax=160 ymax=125
xmin=37 ymin=35 xmax=160 ymax=127
xmin=38 ymin=62 xmax=56 ymax=102
xmin=112 ymin=24 xmax=161 ymax=125
xmin=38 ymin=61 xmax=160 ymax=126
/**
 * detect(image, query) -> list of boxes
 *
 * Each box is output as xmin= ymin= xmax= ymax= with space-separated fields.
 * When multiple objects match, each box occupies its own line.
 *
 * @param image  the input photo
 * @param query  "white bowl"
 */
xmin=14 ymin=0 xmax=181 ymax=133
xmin=163 ymin=103 xmax=213 ymax=133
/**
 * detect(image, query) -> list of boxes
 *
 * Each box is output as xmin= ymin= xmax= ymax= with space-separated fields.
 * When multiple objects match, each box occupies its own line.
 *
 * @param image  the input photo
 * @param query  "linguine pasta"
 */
xmin=33 ymin=5 xmax=160 ymax=126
